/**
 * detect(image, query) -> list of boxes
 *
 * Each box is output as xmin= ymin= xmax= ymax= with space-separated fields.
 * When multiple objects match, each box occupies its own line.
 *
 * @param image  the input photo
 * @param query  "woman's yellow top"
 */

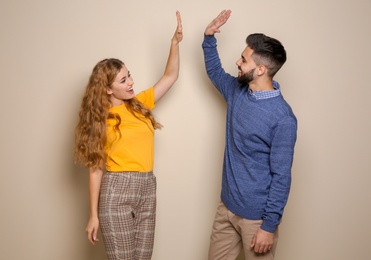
xmin=105 ymin=87 xmax=155 ymax=172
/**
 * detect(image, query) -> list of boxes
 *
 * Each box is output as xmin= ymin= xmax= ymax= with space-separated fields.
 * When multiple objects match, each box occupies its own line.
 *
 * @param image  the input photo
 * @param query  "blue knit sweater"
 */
xmin=202 ymin=35 xmax=297 ymax=233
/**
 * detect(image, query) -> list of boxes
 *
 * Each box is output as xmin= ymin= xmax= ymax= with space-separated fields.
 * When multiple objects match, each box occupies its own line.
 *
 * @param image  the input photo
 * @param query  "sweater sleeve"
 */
xmin=261 ymin=116 xmax=298 ymax=233
xmin=202 ymin=34 xmax=237 ymax=100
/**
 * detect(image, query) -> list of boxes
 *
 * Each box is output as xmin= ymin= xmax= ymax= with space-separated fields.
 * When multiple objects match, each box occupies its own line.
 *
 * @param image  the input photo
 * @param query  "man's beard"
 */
xmin=238 ymin=68 xmax=256 ymax=85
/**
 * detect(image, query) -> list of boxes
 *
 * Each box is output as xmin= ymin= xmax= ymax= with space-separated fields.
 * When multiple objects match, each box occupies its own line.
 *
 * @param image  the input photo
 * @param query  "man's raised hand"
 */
xmin=204 ymin=10 xmax=231 ymax=36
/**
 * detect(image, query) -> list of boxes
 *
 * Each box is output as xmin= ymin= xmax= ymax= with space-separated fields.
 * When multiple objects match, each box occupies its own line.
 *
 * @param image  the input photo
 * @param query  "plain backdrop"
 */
xmin=1 ymin=0 xmax=370 ymax=259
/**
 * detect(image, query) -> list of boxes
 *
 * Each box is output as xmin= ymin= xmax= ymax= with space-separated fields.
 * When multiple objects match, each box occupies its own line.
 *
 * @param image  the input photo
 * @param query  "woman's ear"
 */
xmin=106 ymin=88 xmax=112 ymax=95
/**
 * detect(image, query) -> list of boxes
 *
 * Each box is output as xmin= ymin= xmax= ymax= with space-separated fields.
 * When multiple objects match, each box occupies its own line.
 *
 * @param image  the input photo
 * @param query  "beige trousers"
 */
xmin=208 ymin=202 xmax=279 ymax=260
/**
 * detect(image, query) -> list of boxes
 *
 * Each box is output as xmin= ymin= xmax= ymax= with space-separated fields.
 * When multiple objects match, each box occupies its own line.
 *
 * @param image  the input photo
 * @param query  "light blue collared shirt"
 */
xmin=248 ymin=81 xmax=281 ymax=100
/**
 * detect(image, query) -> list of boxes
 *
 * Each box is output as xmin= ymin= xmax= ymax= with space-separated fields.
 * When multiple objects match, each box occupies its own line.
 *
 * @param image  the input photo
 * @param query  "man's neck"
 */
xmin=249 ymin=78 xmax=274 ymax=92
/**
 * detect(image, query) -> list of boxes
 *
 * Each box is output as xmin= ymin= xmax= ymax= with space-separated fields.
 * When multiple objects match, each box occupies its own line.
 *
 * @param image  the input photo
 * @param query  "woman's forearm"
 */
xmin=163 ymin=40 xmax=180 ymax=82
xmin=153 ymin=11 xmax=183 ymax=102
xmin=88 ymin=167 xmax=103 ymax=218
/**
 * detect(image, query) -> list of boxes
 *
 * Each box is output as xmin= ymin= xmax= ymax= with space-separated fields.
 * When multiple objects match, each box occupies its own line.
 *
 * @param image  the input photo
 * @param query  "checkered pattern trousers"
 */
xmin=99 ymin=171 xmax=156 ymax=260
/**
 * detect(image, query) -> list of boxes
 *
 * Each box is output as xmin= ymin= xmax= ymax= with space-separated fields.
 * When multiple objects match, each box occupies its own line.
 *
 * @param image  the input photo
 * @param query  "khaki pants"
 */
xmin=208 ymin=202 xmax=279 ymax=260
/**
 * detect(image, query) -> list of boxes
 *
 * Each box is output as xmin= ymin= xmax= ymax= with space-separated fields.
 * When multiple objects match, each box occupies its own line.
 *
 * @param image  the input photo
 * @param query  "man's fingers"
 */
xmin=215 ymin=10 xmax=231 ymax=29
xmin=218 ymin=9 xmax=228 ymax=18
xmin=250 ymin=234 xmax=256 ymax=248
xmin=218 ymin=9 xmax=231 ymax=21
xmin=254 ymin=244 xmax=271 ymax=254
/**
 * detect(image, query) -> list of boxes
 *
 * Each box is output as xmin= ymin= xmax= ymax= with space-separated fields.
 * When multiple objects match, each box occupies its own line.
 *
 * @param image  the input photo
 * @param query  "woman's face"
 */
xmin=107 ymin=65 xmax=135 ymax=106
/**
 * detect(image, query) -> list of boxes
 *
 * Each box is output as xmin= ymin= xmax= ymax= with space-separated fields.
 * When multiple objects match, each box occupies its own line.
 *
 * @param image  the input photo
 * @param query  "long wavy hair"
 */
xmin=75 ymin=58 xmax=162 ymax=169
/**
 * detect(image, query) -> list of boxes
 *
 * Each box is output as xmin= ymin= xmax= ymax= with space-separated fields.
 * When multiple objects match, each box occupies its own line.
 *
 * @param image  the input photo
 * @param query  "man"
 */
xmin=202 ymin=10 xmax=297 ymax=259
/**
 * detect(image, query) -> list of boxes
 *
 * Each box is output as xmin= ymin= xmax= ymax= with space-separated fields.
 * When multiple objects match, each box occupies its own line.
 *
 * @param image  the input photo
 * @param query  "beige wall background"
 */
xmin=1 ymin=0 xmax=370 ymax=259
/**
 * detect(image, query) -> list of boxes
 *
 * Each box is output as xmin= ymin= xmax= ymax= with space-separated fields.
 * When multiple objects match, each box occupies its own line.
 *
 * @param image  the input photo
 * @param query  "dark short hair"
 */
xmin=246 ymin=33 xmax=287 ymax=78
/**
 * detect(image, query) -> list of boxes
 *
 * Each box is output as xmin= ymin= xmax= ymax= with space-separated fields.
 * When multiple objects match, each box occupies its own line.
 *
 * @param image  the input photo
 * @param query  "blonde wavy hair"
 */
xmin=75 ymin=58 xmax=162 ymax=169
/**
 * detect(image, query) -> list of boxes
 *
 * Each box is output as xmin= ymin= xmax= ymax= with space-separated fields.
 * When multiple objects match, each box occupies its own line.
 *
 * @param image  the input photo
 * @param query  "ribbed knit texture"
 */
xmin=202 ymin=35 xmax=297 ymax=233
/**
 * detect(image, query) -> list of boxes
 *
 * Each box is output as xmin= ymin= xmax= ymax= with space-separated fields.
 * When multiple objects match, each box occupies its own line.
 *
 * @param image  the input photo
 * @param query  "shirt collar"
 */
xmin=248 ymin=81 xmax=281 ymax=100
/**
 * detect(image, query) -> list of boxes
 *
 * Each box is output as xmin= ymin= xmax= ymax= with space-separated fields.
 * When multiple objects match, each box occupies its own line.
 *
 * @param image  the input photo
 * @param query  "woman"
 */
xmin=75 ymin=11 xmax=182 ymax=260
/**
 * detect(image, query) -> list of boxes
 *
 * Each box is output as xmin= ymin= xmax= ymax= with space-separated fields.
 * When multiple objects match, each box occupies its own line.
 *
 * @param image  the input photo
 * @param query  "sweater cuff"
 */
xmin=202 ymin=34 xmax=217 ymax=48
xmin=260 ymin=220 xmax=278 ymax=233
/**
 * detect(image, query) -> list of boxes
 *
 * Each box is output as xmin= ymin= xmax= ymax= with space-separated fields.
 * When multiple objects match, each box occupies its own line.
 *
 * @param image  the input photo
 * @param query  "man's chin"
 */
xmin=238 ymin=77 xmax=246 ymax=85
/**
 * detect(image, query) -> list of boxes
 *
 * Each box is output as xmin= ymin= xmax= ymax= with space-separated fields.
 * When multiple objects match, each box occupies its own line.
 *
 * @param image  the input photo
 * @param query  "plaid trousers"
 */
xmin=99 ymin=172 xmax=156 ymax=260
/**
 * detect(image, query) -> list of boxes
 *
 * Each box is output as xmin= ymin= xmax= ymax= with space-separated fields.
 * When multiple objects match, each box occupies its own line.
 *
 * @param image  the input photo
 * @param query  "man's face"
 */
xmin=236 ymin=46 xmax=257 ymax=85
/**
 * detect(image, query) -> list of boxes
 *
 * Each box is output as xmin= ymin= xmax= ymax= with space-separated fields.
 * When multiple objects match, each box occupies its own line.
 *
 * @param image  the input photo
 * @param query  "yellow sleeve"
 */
xmin=136 ymin=87 xmax=155 ymax=110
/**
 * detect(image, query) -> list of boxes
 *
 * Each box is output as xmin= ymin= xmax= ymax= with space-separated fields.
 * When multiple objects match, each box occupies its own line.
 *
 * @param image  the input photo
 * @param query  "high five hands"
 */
xmin=204 ymin=9 xmax=232 ymax=36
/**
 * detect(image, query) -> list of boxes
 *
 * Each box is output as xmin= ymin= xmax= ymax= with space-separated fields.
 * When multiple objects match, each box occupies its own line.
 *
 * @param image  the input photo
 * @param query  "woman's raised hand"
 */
xmin=172 ymin=11 xmax=183 ymax=44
